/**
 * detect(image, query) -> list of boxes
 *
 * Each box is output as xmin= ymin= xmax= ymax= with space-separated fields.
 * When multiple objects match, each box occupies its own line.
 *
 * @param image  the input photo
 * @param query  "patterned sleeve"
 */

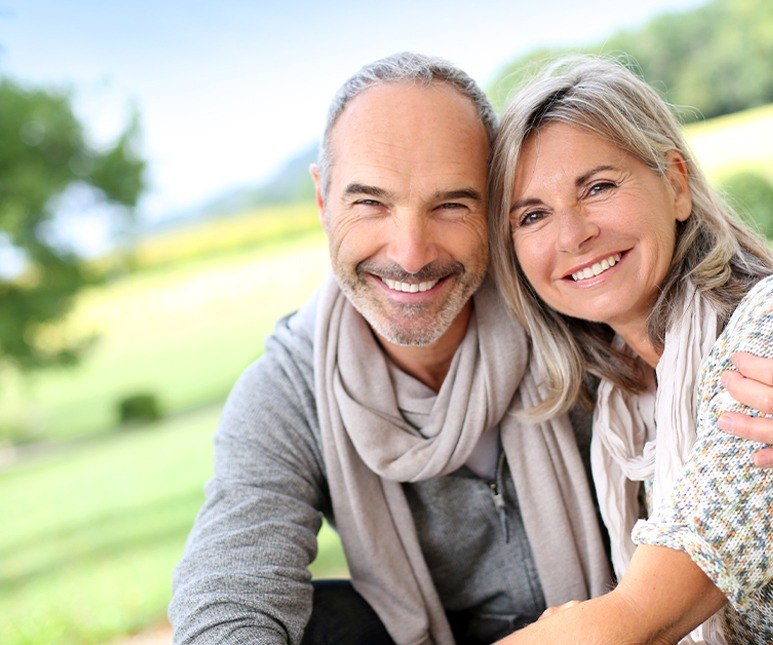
xmin=633 ymin=276 xmax=773 ymax=612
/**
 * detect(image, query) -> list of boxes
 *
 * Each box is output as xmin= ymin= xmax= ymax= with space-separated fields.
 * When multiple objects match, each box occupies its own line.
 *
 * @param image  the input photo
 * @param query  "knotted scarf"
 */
xmin=314 ymin=273 xmax=611 ymax=644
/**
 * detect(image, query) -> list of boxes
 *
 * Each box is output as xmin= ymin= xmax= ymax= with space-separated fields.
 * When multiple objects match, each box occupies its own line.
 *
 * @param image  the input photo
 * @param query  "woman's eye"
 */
xmin=587 ymin=181 xmax=615 ymax=197
xmin=518 ymin=210 xmax=547 ymax=227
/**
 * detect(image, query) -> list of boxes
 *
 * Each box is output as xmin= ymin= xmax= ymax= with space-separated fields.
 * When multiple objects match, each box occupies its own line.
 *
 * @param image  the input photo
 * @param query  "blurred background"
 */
xmin=0 ymin=0 xmax=770 ymax=642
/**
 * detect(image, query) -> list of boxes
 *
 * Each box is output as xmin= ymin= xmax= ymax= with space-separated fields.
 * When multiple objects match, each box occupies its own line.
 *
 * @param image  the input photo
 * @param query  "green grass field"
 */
xmin=0 ymin=103 xmax=770 ymax=644
xmin=0 ymin=225 xmax=341 ymax=644
xmin=0 ymin=402 xmax=347 ymax=644
xmin=0 ymin=226 xmax=328 ymax=444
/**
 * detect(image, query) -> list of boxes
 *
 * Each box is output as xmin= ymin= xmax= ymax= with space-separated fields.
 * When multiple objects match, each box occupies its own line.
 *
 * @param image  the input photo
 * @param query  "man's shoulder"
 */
xmin=254 ymin=289 xmax=320 ymax=373
xmin=224 ymin=291 xmax=321 ymax=422
xmin=215 ymin=291 xmax=324 ymax=468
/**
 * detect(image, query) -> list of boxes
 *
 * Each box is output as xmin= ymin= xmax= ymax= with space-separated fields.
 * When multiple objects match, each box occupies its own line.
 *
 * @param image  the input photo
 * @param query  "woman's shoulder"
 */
xmin=698 ymin=275 xmax=773 ymax=402
xmin=724 ymin=274 xmax=773 ymax=339
xmin=740 ymin=274 xmax=773 ymax=307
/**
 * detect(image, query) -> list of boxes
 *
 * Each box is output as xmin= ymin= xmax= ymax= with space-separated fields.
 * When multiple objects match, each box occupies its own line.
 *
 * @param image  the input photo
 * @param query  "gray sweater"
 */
xmin=169 ymin=296 xmax=598 ymax=644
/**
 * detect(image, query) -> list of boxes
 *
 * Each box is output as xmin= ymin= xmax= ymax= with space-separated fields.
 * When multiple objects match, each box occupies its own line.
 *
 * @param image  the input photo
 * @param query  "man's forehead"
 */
xmin=326 ymin=82 xmax=489 ymax=187
xmin=330 ymin=81 xmax=487 ymax=147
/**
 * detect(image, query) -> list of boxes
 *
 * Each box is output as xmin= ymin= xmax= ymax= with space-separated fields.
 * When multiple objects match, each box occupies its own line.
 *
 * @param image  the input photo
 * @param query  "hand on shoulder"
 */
xmin=719 ymin=352 xmax=773 ymax=467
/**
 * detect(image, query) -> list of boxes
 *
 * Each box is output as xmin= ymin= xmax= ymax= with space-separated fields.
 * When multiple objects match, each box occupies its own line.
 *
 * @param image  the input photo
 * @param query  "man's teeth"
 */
xmin=571 ymin=253 xmax=622 ymax=281
xmin=382 ymin=277 xmax=439 ymax=293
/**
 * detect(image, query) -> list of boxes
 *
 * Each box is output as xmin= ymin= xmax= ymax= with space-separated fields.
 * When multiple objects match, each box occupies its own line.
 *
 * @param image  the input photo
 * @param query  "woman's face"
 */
xmin=509 ymin=122 xmax=692 ymax=338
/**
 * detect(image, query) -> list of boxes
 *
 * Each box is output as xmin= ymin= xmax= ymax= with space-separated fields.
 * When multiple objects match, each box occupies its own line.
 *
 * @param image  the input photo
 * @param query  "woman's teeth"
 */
xmin=571 ymin=253 xmax=622 ymax=281
xmin=382 ymin=278 xmax=439 ymax=293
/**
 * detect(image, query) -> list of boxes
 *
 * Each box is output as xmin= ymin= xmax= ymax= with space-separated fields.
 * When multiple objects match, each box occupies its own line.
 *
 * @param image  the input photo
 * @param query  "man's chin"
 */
xmin=367 ymin=315 xmax=452 ymax=348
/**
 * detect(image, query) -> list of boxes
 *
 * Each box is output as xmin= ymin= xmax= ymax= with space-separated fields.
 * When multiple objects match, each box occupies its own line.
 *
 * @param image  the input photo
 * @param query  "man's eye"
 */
xmin=355 ymin=199 xmax=382 ymax=207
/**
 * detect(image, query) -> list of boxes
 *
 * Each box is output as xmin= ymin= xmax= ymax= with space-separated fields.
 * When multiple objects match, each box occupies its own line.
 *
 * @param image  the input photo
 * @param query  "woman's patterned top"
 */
xmin=633 ymin=275 xmax=773 ymax=644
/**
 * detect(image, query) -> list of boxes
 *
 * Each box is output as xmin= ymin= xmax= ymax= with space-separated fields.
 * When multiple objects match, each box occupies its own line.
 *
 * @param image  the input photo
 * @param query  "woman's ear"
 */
xmin=665 ymin=151 xmax=692 ymax=222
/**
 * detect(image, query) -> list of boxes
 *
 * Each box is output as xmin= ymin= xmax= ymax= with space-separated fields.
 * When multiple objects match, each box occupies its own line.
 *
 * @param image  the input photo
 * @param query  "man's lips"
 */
xmin=359 ymin=260 xmax=463 ymax=295
xmin=380 ymin=277 xmax=439 ymax=293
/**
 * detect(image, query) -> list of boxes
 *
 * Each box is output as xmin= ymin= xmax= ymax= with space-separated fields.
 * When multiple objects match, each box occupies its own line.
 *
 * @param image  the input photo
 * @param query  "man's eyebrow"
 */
xmin=433 ymin=188 xmax=483 ymax=202
xmin=342 ymin=183 xmax=391 ymax=199
xmin=509 ymin=165 xmax=619 ymax=213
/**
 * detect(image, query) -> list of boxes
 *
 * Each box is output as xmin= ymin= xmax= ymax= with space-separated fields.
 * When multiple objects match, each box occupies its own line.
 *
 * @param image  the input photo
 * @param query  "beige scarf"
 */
xmin=315 ymin=273 xmax=611 ymax=644
xmin=591 ymin=284 xmax=724 ymax=644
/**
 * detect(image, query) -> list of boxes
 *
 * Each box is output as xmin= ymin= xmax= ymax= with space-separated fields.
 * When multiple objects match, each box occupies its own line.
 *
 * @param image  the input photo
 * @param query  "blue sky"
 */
xmin=0 ymin=0 xmax=706 ymax=226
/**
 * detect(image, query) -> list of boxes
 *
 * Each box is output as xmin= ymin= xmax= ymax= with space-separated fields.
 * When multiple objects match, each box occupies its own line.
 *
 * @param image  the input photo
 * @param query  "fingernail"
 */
xmin=721 ymin=371 xmax=733 ymax=386
xmin=753 ymin=452 xmax=773 ymax=468
xmin=717 ymin=414 xmax=733 ymax=432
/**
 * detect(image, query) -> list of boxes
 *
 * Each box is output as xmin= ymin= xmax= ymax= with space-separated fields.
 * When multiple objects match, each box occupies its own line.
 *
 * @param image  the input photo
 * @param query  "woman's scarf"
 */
xmin=315 ymin=273 xmax=611 ymax=644
xmin=591 ymin=284 xmax=722 ymax=644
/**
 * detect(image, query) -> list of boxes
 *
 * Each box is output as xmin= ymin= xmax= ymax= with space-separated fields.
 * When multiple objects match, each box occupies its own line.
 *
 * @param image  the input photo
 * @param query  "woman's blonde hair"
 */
xmin=489 ymin=55 xmax=773 ymax=420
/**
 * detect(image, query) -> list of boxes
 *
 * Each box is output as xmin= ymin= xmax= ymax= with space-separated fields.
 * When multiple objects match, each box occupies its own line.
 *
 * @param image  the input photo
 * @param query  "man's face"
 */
xmin=312 ymin=82 xmax=490 ymax=348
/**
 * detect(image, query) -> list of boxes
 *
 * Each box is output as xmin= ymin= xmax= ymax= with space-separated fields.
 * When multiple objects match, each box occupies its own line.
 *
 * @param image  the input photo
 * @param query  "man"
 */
xmin=170 ymin=52 xmax=610 ymax=644
xmin=169 ymin=53 xmax=772 ymax=644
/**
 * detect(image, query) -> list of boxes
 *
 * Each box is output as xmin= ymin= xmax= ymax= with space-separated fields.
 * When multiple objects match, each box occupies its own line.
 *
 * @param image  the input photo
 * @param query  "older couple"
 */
xmin=170 ymin=52 xmax=772 ymax=644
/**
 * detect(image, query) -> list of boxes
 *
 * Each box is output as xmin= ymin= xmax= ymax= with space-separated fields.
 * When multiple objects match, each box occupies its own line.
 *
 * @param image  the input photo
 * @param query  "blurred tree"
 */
xmin=488 ymin=0 xmax=773 ymax=121
xmin=721 ymin=170 xmax=773 ymax=240
xmin=0 ymin=78 xmax=145 ymax=372
xmin=603 ymin=0 xmax=772 ymax=120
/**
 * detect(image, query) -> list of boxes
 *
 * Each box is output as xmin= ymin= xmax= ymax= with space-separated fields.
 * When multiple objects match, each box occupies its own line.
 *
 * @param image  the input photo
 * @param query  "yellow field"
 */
xmin=684 ymin=103 xmax=773 ymax=182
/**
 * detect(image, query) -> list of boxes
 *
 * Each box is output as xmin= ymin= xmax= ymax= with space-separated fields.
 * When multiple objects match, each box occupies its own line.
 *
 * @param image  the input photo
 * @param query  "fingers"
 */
xmin=718 ymin=411 xmax=773 ymax=443
xmin=753 ymin=447 xmax=773 ymax=468
xmin=721 ymin=366 xmax=773 ymax=415
xmin=719 ymin=353 xmax=773 ymax=468
xmin=718 ymin=412 xmax=773 ymax=468
xmin=731 ymin=352 xmax=773 ymax=386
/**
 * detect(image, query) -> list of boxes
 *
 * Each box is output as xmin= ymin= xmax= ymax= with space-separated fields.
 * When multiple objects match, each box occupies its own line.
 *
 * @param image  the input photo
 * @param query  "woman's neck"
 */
xmin=613 ymin=321 xmax=661 ymax=369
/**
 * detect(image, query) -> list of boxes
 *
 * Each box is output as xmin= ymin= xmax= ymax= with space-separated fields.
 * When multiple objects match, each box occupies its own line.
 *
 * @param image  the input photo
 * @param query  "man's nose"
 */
xmin=555 ymin=209 xmax=599 ymax=254
xmin=385 ymin=212 xmax=439 ymax=274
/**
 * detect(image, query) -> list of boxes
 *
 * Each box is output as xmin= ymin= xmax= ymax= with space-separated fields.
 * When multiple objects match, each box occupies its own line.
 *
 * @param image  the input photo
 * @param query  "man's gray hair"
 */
xmin=316 ymin=51 xmax=498 ymax=197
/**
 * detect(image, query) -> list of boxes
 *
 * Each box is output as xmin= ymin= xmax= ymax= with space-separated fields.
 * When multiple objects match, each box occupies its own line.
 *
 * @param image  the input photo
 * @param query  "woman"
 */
xmin=489 ymin=55 xmax=773 ymax=643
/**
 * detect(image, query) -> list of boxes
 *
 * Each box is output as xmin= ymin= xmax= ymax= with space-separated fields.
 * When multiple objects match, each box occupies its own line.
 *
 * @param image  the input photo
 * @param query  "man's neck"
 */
xmin=376 ymin=304 xmax=472 ymax=393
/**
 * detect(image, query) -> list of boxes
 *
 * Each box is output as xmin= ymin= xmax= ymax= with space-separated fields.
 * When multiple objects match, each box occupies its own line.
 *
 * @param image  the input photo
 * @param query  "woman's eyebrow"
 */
xmin=575 ymin=164 xmax=617 ymax=187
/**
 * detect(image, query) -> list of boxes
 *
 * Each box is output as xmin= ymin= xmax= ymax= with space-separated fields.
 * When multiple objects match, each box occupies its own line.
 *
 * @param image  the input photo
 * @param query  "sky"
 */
xmin=0 ymin=0 xmax=707 ymax=232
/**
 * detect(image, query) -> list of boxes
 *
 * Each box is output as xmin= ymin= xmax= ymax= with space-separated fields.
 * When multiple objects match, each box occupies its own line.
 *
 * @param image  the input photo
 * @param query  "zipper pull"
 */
xmin=489 ymin=481 xmax=509 ymax=543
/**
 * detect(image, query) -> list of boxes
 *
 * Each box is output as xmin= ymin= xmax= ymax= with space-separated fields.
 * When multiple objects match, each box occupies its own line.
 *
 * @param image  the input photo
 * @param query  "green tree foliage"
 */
xmin=489 ymin=0 xmax=773 ymax=121
xmin=0 ymin=78 xmax=145 ymax=371
xmin=721 ymin=170 xmax=773 ymax=240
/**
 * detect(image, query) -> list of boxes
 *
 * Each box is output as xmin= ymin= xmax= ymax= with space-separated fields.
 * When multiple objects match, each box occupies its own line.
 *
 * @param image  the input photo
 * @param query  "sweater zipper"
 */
xmin=488 ymin=450 xmax=509 ymax=543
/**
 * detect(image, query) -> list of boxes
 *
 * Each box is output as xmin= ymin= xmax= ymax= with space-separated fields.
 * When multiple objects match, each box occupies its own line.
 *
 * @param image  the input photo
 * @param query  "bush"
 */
xmin=0 ymin=420 xmax=37 ymax=445
xmin=117 ymin=393 xmax=163 ymax=426
xmin=721 ymin=170 xmax=773 ymax=239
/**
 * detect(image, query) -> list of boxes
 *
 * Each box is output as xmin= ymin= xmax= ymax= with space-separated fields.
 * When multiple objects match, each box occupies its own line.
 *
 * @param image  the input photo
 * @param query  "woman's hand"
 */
xmin=718 ymin=352 xmax=773 ymax=467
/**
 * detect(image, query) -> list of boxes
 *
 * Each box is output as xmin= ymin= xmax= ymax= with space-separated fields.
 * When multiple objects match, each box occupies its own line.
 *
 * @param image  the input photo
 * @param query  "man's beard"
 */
xmin=334 ymin=259 xmax=485 ymax=347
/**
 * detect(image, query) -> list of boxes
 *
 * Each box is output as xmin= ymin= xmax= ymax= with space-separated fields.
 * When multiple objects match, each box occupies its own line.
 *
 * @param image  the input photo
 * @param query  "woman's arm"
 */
xmin=500 ymin=284 xmax=773 ymax=644
xmin=496 ymin=545 xmax=726 ymax=644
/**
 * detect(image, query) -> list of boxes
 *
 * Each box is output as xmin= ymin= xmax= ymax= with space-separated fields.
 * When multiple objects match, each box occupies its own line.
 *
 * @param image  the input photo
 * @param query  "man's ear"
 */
xmin=310 ymin=163 xmax=327 ymax=229
xmin=665 ymin=151 xmax=692 ymax=222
